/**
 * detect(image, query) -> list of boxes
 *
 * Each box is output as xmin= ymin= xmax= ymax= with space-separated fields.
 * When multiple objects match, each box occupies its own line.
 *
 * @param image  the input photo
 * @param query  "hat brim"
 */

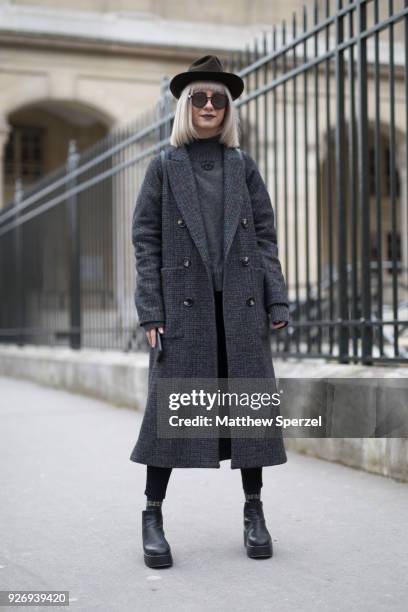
xmin=169 ymin=71 xmax=244 ymax=100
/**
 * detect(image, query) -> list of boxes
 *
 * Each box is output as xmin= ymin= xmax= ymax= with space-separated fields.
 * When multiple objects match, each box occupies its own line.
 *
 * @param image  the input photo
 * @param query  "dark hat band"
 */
xmin=169 ymin=54 xmax=244 ymax=100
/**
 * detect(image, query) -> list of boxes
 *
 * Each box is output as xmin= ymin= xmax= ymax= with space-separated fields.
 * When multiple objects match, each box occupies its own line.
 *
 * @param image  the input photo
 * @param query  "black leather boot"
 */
xmin=142 ymin=508 xmax=173 ymax=568
xmin=243 ymin=500 xmax=273 ymax=558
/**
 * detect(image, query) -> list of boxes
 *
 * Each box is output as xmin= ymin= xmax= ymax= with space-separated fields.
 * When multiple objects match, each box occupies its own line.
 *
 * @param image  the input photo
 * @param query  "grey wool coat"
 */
xmin=129 ymin=143 xmax=290 ymax=469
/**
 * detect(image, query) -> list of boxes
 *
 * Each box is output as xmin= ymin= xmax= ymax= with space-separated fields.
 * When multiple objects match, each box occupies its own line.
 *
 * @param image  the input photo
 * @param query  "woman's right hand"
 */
xmin=146 ymin=326 xmax=164 ymax=348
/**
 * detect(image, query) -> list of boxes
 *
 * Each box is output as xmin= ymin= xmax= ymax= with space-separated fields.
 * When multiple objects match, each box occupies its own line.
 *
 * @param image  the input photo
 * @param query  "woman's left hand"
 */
xmin=271 ymin=320 xmax=287 ymax=329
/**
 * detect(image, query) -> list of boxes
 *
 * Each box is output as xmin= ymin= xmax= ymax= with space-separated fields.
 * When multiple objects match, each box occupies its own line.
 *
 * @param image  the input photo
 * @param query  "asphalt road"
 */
xmin=1 ymin=376 xmax=407 ymax=612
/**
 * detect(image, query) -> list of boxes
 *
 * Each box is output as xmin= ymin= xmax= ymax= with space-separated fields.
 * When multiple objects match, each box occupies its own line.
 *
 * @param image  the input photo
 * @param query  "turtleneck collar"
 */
xmin=195 ymin=134 xmax=221 ymax=142
xmin=185 ymin=133 xmax=223 ymax=162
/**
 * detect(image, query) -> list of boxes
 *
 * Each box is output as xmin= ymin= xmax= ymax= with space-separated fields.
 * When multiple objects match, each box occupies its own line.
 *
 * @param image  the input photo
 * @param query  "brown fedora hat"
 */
xmin=169 ymin=54 xmax=244 ymax=100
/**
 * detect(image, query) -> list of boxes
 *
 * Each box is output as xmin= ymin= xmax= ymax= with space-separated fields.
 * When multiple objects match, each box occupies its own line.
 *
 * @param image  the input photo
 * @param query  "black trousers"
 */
xmin=144 ymin=290 xmax=263 ymax=501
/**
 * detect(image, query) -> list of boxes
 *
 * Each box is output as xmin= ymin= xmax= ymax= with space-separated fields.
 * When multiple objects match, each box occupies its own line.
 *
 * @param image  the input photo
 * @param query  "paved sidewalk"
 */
xmin=1 ymin=376 xmax=407 ymax=612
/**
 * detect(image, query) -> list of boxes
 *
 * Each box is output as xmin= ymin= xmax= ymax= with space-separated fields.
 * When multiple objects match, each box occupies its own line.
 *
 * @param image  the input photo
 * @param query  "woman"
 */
xmin=130 ymin=55 xmax=290 ymax=568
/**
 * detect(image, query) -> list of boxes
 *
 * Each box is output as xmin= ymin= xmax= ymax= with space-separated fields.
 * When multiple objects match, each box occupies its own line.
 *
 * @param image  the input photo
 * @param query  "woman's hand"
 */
xmin=146 ymin=326 xmax=164 ymax=348
xmin=271 ymin=321 xmax=287 ymax=330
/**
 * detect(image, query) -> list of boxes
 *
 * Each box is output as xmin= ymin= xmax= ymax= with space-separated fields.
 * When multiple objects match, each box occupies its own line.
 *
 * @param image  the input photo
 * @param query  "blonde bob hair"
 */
xmin=169 ymin=80 xmax=241 ymax=148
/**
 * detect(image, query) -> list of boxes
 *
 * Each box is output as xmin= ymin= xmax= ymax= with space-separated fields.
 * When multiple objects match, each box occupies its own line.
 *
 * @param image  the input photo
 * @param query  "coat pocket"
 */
xmin=250 ymin=266 xmax=270 ymax=338
xmin=160 ymin=267 xmax=186 ymax=338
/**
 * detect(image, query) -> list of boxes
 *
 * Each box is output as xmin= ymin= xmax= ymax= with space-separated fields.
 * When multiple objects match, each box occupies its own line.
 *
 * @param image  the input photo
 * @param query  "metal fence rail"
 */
xmin=1 ymin=0 xmax=408 ymax=364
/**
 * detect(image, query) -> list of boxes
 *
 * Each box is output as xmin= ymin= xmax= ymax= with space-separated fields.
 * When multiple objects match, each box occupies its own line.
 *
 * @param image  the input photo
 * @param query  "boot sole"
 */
xmin=244 ymin=531 xmax=273 ymax=558
xmin=144 ymin=552 xmax=173 ymax=568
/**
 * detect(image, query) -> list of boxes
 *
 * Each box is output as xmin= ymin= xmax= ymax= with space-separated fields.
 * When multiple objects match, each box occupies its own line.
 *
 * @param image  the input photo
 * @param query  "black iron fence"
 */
xmin=1 ymin=0 xmax=408 ymax=364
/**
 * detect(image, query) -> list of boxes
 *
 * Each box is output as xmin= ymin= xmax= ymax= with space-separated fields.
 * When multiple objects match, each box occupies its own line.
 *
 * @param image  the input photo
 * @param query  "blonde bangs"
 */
xmin=190 ymin=81 xmax=226 ymax=94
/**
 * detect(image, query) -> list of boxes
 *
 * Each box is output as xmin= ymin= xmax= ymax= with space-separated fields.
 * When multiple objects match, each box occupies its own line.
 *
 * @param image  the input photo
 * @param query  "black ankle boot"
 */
xmin=142 ymin=508 xmax=173 ymax=568
xmin=243 ymin=500 xmax=273 ymax=559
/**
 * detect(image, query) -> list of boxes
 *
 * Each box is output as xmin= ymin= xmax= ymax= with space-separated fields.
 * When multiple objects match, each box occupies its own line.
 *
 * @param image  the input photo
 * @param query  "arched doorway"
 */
xmin=3 ymin=99 xmax=112 ymax=206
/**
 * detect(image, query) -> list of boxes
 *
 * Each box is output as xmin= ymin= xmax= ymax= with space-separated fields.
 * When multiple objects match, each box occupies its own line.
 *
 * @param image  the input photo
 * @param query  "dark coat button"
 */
xmin=246 ymin=297 xmax=256 ymax=307
xmin=183 ymin=257 xmax=191 ymax=268
xmin=183 ymin=297 xmax=194 ymax=307
xmin=240 ymin=256 xmax=250 ymax=266
xmin=241 ymin=217 xmax=248 ymax=228
xmin=177 ymin=218 xmax=186 ymax=228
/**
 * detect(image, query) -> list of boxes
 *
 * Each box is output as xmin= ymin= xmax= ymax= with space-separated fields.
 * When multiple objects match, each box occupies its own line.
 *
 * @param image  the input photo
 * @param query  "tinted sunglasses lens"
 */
xmin=212 ymin=94 xmax=228 ymax=109
xmin=191 ymin=93 xmax=207 ymax=108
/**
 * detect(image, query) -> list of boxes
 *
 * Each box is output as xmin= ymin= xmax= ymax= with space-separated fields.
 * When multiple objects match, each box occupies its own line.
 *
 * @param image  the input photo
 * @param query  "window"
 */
xmin=368 ymin=145 xmax=400 ymax=197
xmin=4 ymin=126 xmax=45 ymax=184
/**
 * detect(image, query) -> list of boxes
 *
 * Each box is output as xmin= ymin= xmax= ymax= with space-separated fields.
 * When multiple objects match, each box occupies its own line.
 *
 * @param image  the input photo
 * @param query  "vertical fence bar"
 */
xmin=313 ymin=0 xmax=323 ymax=352
xmin=272 ymin=26 xmax=279 ymax=233
xmin=66 ymin=140 xmax=81 ymax=349
xmin=281 ymin=19 xmax=291 ymax=350
xmin=357 ymin=0 xmax=373 ymax=364
xmin=254 ymin=36 xmax=260 ymax=164
xmin=336 ymin=0 xmax=350 ymax=363
xmin=244 ymin=44 xmax=251 ymax=152
xmin=263 ymin=31 xmax=269 ymax=185
xmin=373 ymin=0 xmax=384 ymax=356
xmin=347 ymin=0 xmax=359 ymax=362
xmin=388 ymin=0 xmax=399 ymax=357
xmin=303 ymin=4 xmax=311 ymax=354
xmin=14 ymin=178 xmax=24 ymax=346
xmin=292 ymin=11 xmax=300 ymax=351
xmin=325 ymin=0 xmax=334 ymax=356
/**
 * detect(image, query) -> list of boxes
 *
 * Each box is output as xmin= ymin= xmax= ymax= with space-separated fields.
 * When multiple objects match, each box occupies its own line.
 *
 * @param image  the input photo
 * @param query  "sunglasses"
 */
xmin=188 ymin=91 xmax=228 ymax=110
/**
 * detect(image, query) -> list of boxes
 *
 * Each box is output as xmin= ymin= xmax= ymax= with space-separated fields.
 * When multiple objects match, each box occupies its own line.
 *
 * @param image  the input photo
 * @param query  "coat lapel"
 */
xmin=166 ymin=144 xmax=244 ymax=271
xmin=222 ymin=145 xmax=245 ymax=262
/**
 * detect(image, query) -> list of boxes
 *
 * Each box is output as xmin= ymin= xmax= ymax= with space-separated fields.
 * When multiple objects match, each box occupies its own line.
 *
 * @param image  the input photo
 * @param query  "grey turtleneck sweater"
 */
xmin=141 ymin=135 xmax=289 ymax=331
xmin=185 ymin=134 xmax=224 ymax=292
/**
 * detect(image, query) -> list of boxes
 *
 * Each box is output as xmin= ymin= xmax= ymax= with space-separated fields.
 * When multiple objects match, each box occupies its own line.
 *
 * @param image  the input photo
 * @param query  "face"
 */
xmin=190 ymin=89 xmax=227 ymax=138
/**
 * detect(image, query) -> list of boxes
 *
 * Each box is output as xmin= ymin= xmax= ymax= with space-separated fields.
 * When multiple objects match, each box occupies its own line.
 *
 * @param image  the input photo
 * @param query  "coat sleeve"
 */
xmin=132 ymin=154 xmax=165 ymax=327
xmin=267 ymin=304 xmax=289 ymax=328
xmin=243 ymin=152 xmax=289 ymax=314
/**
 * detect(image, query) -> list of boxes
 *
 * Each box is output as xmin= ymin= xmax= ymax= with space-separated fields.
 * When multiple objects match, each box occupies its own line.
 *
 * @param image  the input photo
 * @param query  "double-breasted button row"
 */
xmin=178 ymin=218 xmax=190 ymax=271
xmin=182 ymin=254 xmax=191 ymax=306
